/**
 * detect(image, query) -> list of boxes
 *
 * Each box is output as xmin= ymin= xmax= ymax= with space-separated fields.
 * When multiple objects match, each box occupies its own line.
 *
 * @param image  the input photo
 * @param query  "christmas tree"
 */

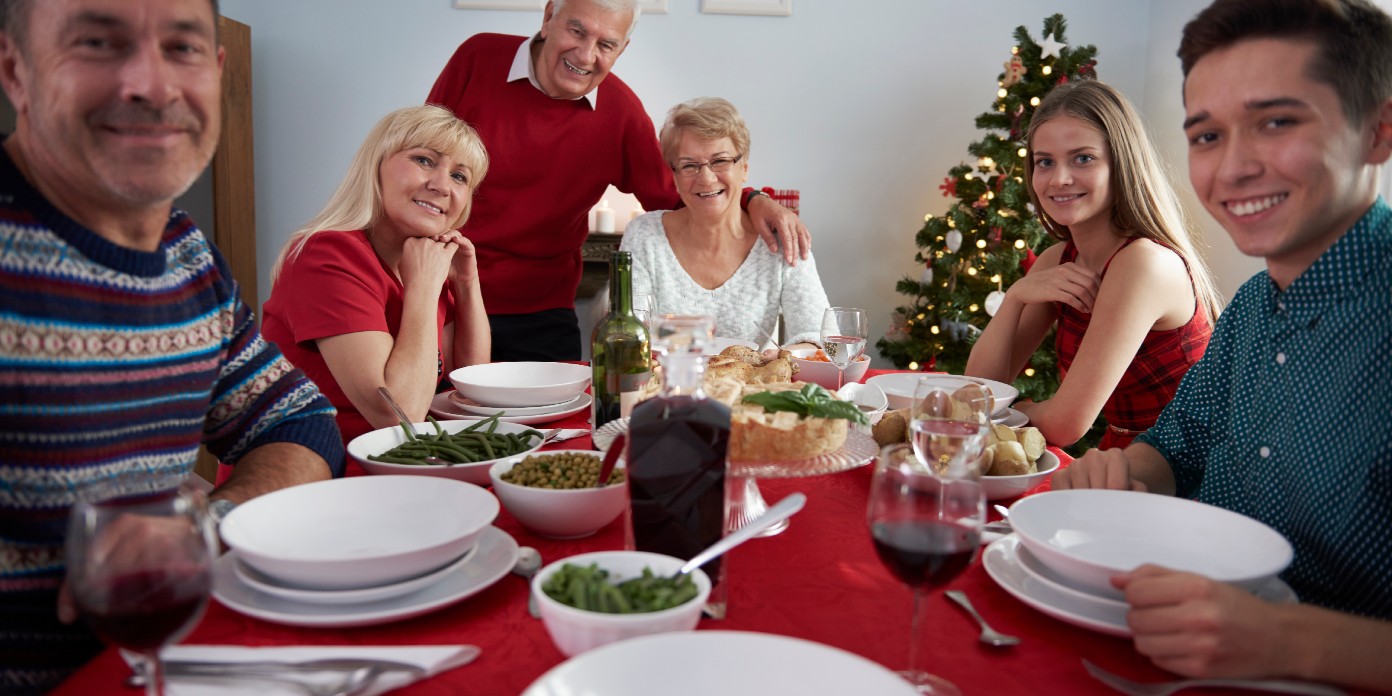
xmin=877 ymin=14 xmax=1098 ymax=405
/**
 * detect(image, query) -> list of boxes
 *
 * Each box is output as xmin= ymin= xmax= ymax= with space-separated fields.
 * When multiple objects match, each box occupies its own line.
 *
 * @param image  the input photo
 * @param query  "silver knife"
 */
xmin=159 ymin=645 xmax=481 ymax=677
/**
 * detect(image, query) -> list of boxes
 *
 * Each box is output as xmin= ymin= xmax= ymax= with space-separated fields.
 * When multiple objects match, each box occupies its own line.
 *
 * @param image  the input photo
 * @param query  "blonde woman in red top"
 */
xmin=966 ymin=79 xmax=1222 ymax=448
xmin=262 ymin=105 xmax=491 ymax=441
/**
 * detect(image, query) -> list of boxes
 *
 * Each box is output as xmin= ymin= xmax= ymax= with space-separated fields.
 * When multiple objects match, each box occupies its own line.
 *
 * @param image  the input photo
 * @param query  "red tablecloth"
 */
xmin=55 ymin=370 xmax=1184 ymax=695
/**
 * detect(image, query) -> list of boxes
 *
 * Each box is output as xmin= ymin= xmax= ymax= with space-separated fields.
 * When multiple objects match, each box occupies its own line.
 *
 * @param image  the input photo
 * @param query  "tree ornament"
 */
xmin=1002 ymin=55 xmax=1026 ymax=87
xmin=1040 ymin=32 xmax=1067 ymax=59
xmin=939 ymin=176 xmax=957 ymax=197
xmin=920 ymin=264 xmax=934 ymax=284
xmin=984 ymin=290 xmax=1006 ymax=317
xmin=945 ymin=230 xmax=963 ymax=252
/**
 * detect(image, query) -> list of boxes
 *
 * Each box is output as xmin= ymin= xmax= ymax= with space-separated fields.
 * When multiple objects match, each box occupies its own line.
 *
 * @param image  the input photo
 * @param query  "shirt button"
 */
xmin=1276 ymin=352 xmax=1287 ymax=365
xmin=1260 ymin=446 xmax=1271 ymax=458
xmin=1276 ymin=301 xmax=1286 ymax=312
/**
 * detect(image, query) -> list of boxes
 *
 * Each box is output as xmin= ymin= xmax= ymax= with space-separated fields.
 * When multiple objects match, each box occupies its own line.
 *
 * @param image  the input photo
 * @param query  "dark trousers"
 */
xmin=487 ymin=308 xmax=582 ymax=362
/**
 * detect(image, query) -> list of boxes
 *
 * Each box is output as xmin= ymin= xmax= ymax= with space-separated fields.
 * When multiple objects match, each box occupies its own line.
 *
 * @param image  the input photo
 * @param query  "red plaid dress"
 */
xmin=1055 ymin=239 xmax=1213 ymax=449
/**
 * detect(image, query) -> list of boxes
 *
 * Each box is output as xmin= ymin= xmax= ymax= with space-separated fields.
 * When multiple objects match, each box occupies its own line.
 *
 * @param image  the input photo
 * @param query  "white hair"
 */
xmin=551 ymin=0 xmax=640 ymax=39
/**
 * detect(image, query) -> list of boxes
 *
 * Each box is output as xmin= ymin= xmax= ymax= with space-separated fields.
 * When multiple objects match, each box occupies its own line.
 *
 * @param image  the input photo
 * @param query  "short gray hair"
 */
xmin=551 ymin=0 xmax=640 ymax=40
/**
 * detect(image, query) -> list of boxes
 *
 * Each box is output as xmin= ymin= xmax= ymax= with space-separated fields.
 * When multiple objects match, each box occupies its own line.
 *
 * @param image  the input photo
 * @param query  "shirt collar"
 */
xmin=1270 ymin=196 xmax=1391 ymax=325
xmin=508 ymin=35 xmax=598 ymax=109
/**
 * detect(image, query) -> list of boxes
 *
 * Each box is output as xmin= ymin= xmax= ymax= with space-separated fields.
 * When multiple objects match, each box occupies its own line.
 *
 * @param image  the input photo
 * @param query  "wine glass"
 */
xmin=910 ymin=379 xmax=993 ymax=478
xmin=65 ymin=474 xmax=216 ymax=696
xmin=820 ymin=307 xmax=868 ymax=390
xmin=632 ymin=293 xmax=654 ymax=336
xmin=868 ymin=442 xmax=987 ymax=696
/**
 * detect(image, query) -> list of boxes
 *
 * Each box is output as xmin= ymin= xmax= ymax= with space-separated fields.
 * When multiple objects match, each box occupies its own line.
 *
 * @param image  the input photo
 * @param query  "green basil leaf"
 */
xmin=740 ymin=383 xmax=868 ymax=425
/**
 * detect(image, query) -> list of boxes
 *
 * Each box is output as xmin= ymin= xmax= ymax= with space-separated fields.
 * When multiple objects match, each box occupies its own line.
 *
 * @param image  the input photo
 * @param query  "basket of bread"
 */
xmin=870 ymin=392 xmax=1060 ymax=499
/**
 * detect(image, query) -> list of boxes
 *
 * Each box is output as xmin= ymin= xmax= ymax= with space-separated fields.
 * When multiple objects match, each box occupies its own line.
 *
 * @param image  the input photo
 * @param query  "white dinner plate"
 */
xmin=992 ymin=407 xmax=1029 ymax=428
xmin=232 ymin=546 xmax=477 ymax=606
xmin=983 ymin=535 xmax=1297 ymax=638
xmin=1013 ymin=537 xmax=1128 ymax=612
xmin=522 ymin=630 xmax=917 ymax=696
xmin=451 ymin=391 xmax=587 ymax=416
xmin=430 ymin=391 xmax=591 ymax=425
xmin=213 ymin=526 xmax=519 ymax=627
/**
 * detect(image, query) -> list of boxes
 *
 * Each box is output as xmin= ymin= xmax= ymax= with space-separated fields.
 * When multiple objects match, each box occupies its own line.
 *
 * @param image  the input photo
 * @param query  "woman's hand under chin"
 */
xmin=398 ymin=235 xmax=457 ymax=292
xmin=434 ymin=231 xmax=480 ymax=286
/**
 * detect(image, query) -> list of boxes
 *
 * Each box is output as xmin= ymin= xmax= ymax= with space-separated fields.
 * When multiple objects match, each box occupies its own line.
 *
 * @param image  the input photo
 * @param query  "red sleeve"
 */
xmin=275 ymin=232 xmax=395 ymax=345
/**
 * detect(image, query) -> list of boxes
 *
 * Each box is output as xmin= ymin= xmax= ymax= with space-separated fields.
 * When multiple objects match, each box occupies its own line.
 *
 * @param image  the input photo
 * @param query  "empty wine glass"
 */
xmin=65 ymin=474 xmax=216 ymax=696
xmin=820 ymin=307 xmax=868 ymax=390
xmin=632 ymin=293 xmax=654 ymax=336
xmin=868 ymin=442 xmax=986 ymax=695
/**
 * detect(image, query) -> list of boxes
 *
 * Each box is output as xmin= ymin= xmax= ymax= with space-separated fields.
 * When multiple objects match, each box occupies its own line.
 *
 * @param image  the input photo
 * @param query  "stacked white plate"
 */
xmin=215 ymin=477 xmax=520 ymax=627
xmin=431 ymin=390 xmax=591 ymax=425
xmin=984 ymin=490 xmax=1296 ymax=636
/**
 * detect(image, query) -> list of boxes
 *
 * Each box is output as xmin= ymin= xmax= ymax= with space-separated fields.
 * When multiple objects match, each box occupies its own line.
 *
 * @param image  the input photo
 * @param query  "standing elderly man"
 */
xmin=1054 ymin=0 xmax=1392 ymax=691
xmin=427 ymin=0 xmax=809 ymax=362
xmin=0 ymin=0 xmax=343 ymax=690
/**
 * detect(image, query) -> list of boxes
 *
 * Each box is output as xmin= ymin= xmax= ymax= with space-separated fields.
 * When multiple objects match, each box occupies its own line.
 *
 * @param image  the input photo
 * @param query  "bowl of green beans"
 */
xmin=490 ymin=451 xmax=627 ymax=539
xmin=532 ymin=551 xmax=711 ymax=657
xmin=347 ymin=414 xmax=546 ymax=485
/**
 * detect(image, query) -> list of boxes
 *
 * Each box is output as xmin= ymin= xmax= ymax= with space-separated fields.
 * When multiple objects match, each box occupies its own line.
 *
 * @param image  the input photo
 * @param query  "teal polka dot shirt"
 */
xmin=1137 ymin=197 xmax=1392 ymax=619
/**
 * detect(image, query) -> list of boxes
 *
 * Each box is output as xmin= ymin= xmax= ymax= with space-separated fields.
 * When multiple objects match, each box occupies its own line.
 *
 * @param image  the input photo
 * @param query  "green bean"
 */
xmin=370 ymin=414 xmax=542 ymax=466
xmin=541 ymin=563 xmax=698 ymax=614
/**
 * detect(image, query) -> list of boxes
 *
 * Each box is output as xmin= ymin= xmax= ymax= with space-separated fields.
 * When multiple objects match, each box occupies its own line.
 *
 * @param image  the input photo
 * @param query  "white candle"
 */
xmin=595 ymin=199 xmax=615 ymax=233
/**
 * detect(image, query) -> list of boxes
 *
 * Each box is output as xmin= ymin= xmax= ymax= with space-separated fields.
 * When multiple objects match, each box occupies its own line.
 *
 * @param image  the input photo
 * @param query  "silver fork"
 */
xmin=541 ymin=428 xmax=588 ymax=444
xmin=1082 ymin=660 xmax=1349 ymax=696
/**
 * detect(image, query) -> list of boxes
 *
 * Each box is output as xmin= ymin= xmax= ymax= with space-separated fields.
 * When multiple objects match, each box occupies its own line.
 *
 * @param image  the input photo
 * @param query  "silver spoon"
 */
xmin=677 ymin=492 xmax=806 ymax=577
xmin=512 ymin=546 xmax=543 ymax=618
xmin=945 ymin=590 xmax=1021 ymax=647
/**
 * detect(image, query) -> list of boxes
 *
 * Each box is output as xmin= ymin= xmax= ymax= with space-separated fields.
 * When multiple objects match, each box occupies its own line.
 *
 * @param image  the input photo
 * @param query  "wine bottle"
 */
xmin=591 ymin=251 xmax=650 ymax=430
xmin=626 ymin=347 xmax=730 ymax=618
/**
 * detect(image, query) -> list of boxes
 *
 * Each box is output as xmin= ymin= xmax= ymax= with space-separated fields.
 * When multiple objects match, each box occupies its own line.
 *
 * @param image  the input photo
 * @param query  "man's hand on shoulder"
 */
xmin=748 ymin=194 xmax=810 ymax=265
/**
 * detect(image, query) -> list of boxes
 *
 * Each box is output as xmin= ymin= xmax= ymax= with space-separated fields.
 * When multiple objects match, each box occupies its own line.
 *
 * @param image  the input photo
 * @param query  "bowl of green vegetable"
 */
xmin=347 ymin=414 xmax=545 ymax=485
xmin=490 ymin=451 xmax=628 ymax=539
xmin=532 ymin=551 xmax=711 ymax=657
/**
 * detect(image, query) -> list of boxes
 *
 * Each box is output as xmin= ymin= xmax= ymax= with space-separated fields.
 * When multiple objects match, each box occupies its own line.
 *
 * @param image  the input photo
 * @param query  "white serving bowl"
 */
xmin=490 ymin=452 xmax=628 ymax=539
xmin=982 ymin=450 xmax=1059 ymax=501
xmin=865 ymin=373 xmax=1018 ymax=415
xmin=532 ymin=550 xmax=711 ymax=657
xmin=835 ymin=382 xmax=888 ymax=434
xmin=788 ymin=348 xmax=871 ymax=390
xmin=347 ymin=418 xmax=545 ymax=486
xmin=449 ymin=362 xmax=591 ymax=408
xmin=1008 ymin=489 xmax=1293 ymax=599
xmin=219 ymin=476 xmax=497 ymax=591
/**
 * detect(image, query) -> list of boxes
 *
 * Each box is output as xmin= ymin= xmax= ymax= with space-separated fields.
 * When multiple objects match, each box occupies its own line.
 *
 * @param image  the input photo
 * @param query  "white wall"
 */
xmin=222 ymin=0 xmax=1380 ymax=364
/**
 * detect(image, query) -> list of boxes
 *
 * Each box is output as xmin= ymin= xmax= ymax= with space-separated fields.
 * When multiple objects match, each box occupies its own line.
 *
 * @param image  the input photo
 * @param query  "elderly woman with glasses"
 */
xmin=619 ymin=97 xmax=830 ymax=352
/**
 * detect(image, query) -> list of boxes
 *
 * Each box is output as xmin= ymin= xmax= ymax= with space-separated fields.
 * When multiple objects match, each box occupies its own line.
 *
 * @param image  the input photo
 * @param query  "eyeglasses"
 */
xmin=672 ymin=155 xmax=742 ymax=178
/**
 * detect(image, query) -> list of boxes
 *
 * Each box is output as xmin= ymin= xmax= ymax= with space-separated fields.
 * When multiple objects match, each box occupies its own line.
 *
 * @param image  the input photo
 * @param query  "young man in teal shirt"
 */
xmin=1054 ymin=0 xmax=1392 ymax=690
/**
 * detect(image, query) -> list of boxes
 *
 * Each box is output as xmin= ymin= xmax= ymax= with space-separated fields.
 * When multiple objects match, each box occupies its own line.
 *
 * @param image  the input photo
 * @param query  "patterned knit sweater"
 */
xmin=0 ymin=145 xmax=343 ymax=692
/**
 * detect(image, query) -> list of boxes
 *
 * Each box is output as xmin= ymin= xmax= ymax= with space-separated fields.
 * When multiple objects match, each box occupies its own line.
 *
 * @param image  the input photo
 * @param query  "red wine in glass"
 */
xmin=66 ymin=480 xmax=215 ymax=696
xmin=871 ymin=520 xmax=980 ymax=589
xmin=75 ymin=566 xmax=211 ymax=651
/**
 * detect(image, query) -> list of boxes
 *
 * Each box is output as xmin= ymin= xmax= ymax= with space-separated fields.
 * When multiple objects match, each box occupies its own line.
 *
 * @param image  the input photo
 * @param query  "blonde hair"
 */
xmin=659 ymin=97 xmax=751 ymax=165
xmin=271 ymin=105 xmax=489 ymax=281
xmin=1025 ymin=79 xmax=1223 ymax=322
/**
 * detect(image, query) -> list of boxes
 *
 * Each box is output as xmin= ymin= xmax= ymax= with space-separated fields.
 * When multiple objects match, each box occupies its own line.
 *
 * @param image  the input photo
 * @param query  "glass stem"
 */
xmin=908 ymin=587 xmax=926 ymax=678
xmin=836 ymin=367 xmax=844 ymax=390
xmin=144 ymin=650 xmax=164 ymax=696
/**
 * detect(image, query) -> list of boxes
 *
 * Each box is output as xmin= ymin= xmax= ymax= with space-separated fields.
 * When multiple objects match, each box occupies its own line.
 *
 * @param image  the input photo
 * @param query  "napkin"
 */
xmin=127 ymin=644 xmax=479 ymax=696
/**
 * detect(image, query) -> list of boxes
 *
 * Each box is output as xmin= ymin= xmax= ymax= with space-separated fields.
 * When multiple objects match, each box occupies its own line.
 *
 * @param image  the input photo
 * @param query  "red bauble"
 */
xmin=1021 ymin=248 xmax=1039 ymax=273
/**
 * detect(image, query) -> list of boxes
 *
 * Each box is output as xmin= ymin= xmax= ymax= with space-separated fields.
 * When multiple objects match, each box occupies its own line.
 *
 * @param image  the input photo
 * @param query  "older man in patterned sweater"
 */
xmin=0 ymin=0 xmax=343 ymax=691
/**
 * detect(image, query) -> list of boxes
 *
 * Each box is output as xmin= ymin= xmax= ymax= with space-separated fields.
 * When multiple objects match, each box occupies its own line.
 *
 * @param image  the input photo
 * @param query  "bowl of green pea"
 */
xmin=489 ymin=450 xmax=628 ymax=539
xmin=532 ymin=550 xmax=711 ymax=657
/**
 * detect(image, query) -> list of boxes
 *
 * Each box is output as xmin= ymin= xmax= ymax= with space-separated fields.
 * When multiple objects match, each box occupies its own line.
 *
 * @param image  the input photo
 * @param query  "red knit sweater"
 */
xmin=427 ymin=33 xmax=679 ymax=315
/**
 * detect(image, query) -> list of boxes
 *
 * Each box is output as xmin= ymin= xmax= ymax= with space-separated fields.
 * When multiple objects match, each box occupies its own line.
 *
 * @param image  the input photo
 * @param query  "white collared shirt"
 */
xmin=508 ymin=36 xmax=598 ymax=109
